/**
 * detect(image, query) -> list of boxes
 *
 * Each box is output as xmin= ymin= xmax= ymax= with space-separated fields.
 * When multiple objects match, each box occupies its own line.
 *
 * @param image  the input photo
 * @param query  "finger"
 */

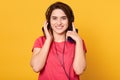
xmin=66 ymin=31 xmax=71 ymax=39
xmin=66 ymin=31 xmax=69 ymax=39
xmin=44 ymin=21 xmax=47 ymax=27
xmin=43 ymin=21 xmax=48 ymax=30
xmin=72 ymin=22 xmax=76 ymax=32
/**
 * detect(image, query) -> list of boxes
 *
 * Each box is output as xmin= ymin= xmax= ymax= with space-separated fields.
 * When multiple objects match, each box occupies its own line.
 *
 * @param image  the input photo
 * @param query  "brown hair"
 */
xmin=45 ymin=2 xmax=74 ymax=30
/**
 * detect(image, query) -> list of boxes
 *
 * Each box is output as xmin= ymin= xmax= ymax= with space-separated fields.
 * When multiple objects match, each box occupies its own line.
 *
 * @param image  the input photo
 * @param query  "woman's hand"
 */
xmin=67 ymin=23 xmax=86 ymax=75
xmin=43 ymin=21 xmax=53 ymax=42
xmin=66 ymin=23 xmax=82 ymax=42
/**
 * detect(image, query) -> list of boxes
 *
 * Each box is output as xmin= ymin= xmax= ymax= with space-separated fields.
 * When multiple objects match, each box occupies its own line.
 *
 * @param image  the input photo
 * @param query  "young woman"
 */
xmin=30 ymin=2 xmax=87 ymax=80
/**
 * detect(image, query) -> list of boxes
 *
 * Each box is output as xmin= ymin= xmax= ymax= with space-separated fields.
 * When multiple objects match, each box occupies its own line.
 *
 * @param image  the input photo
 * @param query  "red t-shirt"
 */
xmin=32 ymin=36 xmax=87 ymax=80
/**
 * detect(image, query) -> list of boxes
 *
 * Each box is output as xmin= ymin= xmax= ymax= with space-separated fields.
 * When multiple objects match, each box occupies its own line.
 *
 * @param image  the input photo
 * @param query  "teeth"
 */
xmin=56 ymin=26 xmax=63 ymax=29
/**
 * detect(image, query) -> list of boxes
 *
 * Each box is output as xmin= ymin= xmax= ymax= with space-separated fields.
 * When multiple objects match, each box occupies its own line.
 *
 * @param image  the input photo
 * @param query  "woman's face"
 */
xmin=50 ymin=9 xmax=69 ymax=34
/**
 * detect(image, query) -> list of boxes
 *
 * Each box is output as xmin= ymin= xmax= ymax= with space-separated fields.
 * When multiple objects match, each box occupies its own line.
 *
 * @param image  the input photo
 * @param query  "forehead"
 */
xmin=51 ymin=9 xmax=66 ymax=16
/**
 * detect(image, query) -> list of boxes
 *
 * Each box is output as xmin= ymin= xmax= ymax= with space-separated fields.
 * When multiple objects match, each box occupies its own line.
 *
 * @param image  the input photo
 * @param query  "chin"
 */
xmin=58 ymin=31 xmax=66 ymax=34
xmin=53 ymin=30 xmax=65 ymax=34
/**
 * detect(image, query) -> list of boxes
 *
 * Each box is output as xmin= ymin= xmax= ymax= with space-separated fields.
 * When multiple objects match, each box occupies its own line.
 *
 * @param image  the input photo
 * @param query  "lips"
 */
xmin=55 ymin=26 xmax=64 ymax=29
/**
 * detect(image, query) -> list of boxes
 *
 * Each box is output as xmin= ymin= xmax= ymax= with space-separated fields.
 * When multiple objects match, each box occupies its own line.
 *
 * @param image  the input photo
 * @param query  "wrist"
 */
xmin=46 ymin=38 xmax=53 ymax=43
xmin=75 ymin=37 xmax=82 ymax=44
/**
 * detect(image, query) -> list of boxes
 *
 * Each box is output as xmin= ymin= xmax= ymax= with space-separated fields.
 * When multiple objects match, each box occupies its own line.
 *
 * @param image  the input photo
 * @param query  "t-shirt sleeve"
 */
xmin=82 ymin=40 xmax=87 ymax=53
xmin=32 ymin=36 xmax=45 ymax=51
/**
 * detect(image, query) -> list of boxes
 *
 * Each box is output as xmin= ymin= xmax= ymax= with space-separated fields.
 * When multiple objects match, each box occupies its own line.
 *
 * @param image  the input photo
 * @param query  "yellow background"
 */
xmin=0 ymin=0 xmax=120 ymax=80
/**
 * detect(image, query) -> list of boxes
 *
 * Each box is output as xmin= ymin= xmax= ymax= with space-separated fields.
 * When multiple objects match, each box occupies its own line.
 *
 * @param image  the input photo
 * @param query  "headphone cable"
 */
xmin=54 ymin=41 xmax=70 ymax=80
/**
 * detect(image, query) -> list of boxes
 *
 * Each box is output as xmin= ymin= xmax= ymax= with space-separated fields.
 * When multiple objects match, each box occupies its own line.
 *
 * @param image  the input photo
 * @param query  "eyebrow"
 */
xmin=51 ymin=16 xmax=67 ymax=17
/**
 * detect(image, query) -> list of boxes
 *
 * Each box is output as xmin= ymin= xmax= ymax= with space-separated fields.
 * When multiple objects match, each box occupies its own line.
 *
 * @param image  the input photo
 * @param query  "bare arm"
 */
xmin=30 ymin=21 xmax=53 ymax=72
xmin=66 ymin=23 xmax=86 ymax=75
xmin=30 ymin=39 xmax=52 ymax=72
xmin=73 ymin=39 xmax=86 ymax=75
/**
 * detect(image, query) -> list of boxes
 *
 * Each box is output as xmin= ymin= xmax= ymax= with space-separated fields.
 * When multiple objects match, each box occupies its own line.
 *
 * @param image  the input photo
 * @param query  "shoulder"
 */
xmin=36 ymin=36 xmax=46 ymax=41
xmin=32 ymin=36 xmax=46 ymax=49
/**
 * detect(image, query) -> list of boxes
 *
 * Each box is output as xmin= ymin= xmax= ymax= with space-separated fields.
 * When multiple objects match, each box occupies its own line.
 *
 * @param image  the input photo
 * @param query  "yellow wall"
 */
xmin=0 ymin=0 xmax=120 ymax=80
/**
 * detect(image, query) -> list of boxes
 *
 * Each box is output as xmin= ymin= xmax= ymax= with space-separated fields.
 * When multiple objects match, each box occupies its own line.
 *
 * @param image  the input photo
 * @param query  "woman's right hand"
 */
xmin=43 ymin=21 xmax=53 ymax=42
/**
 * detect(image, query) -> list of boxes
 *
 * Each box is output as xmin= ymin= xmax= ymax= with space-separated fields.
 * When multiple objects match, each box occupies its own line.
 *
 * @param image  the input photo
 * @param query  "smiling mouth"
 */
xmin=55 ymin=26 xmax=64 ymax=29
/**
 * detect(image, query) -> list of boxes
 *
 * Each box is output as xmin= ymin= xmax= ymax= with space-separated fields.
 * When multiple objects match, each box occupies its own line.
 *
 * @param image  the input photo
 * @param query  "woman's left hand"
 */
xmin=66 ymin=23 xmax=82 ymax=42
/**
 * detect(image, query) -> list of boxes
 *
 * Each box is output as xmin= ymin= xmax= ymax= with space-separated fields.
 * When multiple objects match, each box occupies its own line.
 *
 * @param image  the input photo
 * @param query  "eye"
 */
xmin=52 ymin=16 xmax=57 ymax=20
xmin=61 ymin=16 xmax=67 ymax=20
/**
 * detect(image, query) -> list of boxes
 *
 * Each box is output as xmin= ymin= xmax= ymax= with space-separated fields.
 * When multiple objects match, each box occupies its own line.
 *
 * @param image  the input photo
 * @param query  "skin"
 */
xmin=30 ymin=9 xmax=86 ymax=75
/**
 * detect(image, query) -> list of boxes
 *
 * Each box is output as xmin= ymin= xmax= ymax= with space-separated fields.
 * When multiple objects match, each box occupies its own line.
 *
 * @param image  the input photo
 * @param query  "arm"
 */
xmin=30 ymin=38 xmax=52 ymax=72
xmin=73 ymin=38 xmax=86 ymax=75
xmin=30 ymin=21 xmax=53 ymax=72
xmin=66 ymin=23 xmax=86 ymax=75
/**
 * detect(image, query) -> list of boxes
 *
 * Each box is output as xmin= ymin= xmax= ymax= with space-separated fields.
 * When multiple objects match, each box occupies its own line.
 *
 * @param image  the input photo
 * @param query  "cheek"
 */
xmin=50 ymin=19 xmax=56 ymax=24
xmin=64 ymin=21 xmax=69 ymax=26
xmin=50 ymin=21 xmax=56 ymax=29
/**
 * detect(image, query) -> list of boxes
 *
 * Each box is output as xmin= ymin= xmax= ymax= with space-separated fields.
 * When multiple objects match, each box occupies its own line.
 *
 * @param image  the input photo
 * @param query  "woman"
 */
xmin=30 ymin=2 xmax=87 ymax=80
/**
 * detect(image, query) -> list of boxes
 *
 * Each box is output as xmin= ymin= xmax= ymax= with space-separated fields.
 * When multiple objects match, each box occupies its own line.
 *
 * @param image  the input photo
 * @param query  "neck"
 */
xmin=53 ymin=33 xmax=66 ymax=42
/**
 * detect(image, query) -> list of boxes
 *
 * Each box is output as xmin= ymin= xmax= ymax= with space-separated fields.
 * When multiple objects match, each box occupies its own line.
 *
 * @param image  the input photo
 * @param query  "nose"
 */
xmin=56 ymin=19 xmax=62 ymax=25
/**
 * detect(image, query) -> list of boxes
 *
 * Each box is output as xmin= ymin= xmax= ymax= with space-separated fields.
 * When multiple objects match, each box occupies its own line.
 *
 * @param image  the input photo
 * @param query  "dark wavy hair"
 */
xmin=45 ymin=2 xmax=74 ymax=30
